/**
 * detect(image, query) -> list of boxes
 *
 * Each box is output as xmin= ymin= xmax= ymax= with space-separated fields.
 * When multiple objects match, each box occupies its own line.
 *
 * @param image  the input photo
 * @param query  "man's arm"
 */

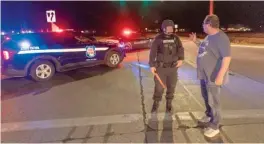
xmin=194 ymin=39 xmax=201 ymax=47
xmin=189 ymin=32 xmax=201 ymax=47
xmin=218 ymin=57 xmax=231 ymax=78
xmin=149 ymin=36 xmax=159 ymax=67
xmin=217 ymin=35 xmax=232 ymax=79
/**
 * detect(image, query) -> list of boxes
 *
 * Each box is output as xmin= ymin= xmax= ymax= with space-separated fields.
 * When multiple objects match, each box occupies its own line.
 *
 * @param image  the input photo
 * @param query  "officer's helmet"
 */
xmin=161 ymin=19 xmax=174 ymax=33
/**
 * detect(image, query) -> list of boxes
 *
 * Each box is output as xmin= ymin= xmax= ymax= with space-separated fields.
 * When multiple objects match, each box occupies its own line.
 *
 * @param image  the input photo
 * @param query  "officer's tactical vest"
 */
xmin=157 ymin=34 xmax=180 ymax=63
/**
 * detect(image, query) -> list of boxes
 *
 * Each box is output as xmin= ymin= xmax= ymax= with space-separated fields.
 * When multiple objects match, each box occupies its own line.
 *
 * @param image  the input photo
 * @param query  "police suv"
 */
xmin=100 ymin=30 xmax=152 ymax=50
xmin=1 ymin=31 xmax=125 ymax=81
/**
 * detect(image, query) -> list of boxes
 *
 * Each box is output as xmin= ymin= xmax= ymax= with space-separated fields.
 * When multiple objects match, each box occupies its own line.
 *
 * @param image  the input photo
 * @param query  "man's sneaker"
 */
xmin=198 ymin=115 xmax=211 ymax=123
xmin=204 ymin=127 xmax=220 ymax=137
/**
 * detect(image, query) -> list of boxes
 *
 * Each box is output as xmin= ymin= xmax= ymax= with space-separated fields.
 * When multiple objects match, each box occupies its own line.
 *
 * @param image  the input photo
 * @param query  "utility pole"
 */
xmin=209 ymin=0 xmax=214 ymax=15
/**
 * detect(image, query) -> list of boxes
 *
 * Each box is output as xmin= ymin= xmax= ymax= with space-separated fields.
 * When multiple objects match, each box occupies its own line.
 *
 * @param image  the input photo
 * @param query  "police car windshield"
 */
xmin=2 ymin=32 xmax=71 ymax=50
xmin=8 ymin=33 xmax=53 ymax=42
xmin=1 ymin=33 xmax=44 ymax=50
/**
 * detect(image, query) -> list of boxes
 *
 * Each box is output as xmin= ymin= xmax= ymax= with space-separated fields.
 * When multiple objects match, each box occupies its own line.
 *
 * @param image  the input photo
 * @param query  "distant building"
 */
xmin=226 ymin=24 xmax=252 ymax=32
xmin=260 ymin=25 xmax=264 ymax=32
xmin=177 ymin=28 xmax=188 ymax=32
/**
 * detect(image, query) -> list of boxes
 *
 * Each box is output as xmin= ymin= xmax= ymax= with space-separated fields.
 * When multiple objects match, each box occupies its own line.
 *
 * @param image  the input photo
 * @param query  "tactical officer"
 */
xmin=149 ymin=19 xmax=184 ymax=113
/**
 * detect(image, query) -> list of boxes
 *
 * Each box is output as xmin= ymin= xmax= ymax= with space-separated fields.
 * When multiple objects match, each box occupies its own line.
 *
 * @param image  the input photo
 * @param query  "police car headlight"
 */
xmin=20 ymin=41 xmax=31 ymax=49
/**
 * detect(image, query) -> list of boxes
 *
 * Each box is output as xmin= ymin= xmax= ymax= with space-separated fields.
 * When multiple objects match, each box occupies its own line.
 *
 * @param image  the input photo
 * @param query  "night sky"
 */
xmin=1 ymin=1 xmax=264 ymax=33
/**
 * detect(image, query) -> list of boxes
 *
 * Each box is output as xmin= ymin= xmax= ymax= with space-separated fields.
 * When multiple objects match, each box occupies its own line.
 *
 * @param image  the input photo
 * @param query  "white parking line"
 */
xmin=2 ymin=109 xmax=264 ymax=133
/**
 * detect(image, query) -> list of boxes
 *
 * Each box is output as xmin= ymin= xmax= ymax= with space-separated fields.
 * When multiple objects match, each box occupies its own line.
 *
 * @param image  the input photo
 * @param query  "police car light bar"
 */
xmin=123 ymin=30 xmax=131 ymax=35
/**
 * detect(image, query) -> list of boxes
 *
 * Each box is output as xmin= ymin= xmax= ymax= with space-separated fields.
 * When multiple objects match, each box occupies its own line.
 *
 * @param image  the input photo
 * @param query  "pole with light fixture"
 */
xmin=209 ymin=0 xmax=214 ymax=15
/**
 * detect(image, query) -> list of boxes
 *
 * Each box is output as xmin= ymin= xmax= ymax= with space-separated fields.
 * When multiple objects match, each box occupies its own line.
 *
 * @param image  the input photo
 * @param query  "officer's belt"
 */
xmin=156 ymin=62 xmax=177 ymax=68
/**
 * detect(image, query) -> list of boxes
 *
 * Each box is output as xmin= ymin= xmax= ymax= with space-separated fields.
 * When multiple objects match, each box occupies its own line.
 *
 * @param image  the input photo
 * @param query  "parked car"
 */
xmin=1 ymin=31 xmax=126 ymax=81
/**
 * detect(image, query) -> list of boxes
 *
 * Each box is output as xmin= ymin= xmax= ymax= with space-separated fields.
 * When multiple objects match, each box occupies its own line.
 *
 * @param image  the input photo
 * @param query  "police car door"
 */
xmin=73 ymin=35 xmax=104 ymax=64
xmin=56 ymin=33 xmax=89 ymax=67
xmin=131 ymin=33 xmax=149 ymax=49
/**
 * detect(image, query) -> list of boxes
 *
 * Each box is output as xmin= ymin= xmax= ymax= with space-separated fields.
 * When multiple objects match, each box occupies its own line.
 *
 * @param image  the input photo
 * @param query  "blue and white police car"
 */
xmin=1 ymin=31 xmax=125 ymax=81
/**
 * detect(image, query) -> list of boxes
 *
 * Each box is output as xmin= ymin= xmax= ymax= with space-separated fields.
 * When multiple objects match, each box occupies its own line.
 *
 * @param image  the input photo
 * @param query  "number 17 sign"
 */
xmin=46 ymin=10 xmax=56 ymax=23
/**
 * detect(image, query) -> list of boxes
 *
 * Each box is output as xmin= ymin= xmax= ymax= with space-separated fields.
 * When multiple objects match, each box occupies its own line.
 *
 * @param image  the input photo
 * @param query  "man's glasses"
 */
xmin=203 ymin=22 xmax=210 ymax=25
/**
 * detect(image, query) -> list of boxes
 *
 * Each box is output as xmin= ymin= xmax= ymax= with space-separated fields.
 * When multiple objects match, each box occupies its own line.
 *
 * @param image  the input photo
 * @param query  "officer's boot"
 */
xmin=166 ymin=99 xmax=173 ymax=113
xmin=151 ymin=100 xmax=160 ymax=113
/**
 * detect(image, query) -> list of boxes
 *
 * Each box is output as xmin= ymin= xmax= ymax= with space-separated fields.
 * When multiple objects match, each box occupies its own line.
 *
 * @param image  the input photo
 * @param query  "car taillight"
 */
xmin=2 ymin=50 xmax=16 ymax=60
xmin=3 ymin=51 xmax=10 ymax=60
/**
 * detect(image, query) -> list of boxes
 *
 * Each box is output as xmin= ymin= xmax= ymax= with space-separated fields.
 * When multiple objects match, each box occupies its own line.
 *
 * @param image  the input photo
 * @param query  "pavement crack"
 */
xmin=103 ymin=124 xmax=113 ymax=143
xmin=175 ymin=114 xmax=192 ymax=143
xmin=136 ymin=51 xmax=148 ymax=143
xmin=62 ymin=126 xmax=77 ymax=143
xmin=82 ymin=125 xmax=94 ymax=143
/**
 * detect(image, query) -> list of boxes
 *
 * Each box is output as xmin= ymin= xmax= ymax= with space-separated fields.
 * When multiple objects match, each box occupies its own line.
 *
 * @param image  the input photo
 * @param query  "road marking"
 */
xmin=231 ymin=44 xmax=264 ymax=49
xmin=1 ymin=114 xmax=142 ymax=133
xmin=181 ymin=38 xmax=264 ymax=49
xmin=192 ymin=109 xmax=264 ymax=119
xmin=2 ymin=109 xmax=264 ymax=133
xmin=179 ymin=80 xmax=205 ymax=109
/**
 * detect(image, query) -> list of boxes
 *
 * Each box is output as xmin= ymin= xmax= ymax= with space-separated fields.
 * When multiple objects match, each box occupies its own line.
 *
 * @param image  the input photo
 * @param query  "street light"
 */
xmin=119 ymin=0 xmax=126 ymax=7
xmin=209 ymin=0 xmax=214 ymax=15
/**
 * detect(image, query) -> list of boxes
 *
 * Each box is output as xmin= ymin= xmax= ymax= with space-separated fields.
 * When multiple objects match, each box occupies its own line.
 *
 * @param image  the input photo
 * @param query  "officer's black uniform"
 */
xmin=149 ymin=20 xmax=184 ymax=113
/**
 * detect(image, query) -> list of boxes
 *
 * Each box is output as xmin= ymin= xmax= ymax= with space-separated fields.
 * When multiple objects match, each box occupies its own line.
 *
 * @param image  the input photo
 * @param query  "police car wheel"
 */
xmin=105 ymin=51 xmax=121 ymax=67
xmin=29 ymin=60 xmax=55 ymax=82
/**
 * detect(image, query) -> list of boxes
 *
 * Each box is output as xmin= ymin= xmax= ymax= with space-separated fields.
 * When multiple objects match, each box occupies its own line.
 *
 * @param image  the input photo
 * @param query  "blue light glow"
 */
xmin=133 ymin=63 xmax=150 ymax=69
